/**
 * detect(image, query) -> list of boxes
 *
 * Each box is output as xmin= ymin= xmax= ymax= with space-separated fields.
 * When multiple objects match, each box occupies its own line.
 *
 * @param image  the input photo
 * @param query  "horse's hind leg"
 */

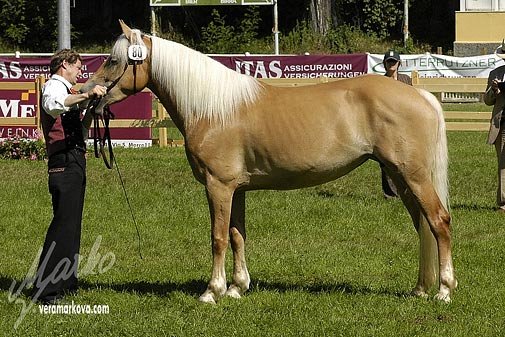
xmin=393 ymin=177 xmax=438 ymax=298
xmin=402 ymin=176 xmax=457 ymax=302
xmin=199 ymin=179 xmax=234 ymax=304
xmin=225 ymin=191 xmax=250 ymax=298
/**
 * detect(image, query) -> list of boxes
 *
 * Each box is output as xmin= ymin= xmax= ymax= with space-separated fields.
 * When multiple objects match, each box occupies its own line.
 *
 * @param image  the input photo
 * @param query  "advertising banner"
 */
xmin=0 ymin=56 xmax=106 ymax=82
xmin=368 ymin=53 xmax=502 ymax=78
xmin=212 ymin=54 xmax=368 ymax=79
xmin=0 ymin=56 xmax=152 ymax=146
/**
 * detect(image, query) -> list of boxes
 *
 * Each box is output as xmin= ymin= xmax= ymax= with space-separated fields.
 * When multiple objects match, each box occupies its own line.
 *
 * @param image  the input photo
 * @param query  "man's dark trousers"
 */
xmin=32 ymin=149 xmax=86 ymax=303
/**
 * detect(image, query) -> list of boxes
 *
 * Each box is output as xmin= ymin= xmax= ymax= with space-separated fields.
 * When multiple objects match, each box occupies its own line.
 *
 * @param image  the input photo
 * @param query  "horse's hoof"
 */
xmin=411 ymin=288 xmax=429 ymax=299
xmin=434 ymin=292 xmax=451 ymax=303
xmin=198 ymin=291 xmax=217 ymax=304
xmin=225 ymin=286 xmax=243 ymax=299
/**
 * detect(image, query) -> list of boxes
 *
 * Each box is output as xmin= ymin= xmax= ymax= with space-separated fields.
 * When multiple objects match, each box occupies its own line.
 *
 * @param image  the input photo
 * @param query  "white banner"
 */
xmin=368 ymin=53 xmax=504 ymax=78
xmin=85 ymin=139 xmax=152 ymax=148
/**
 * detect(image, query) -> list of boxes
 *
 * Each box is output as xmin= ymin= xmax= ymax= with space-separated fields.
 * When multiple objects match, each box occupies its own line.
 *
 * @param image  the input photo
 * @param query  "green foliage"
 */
xmin=199 ymin=7 xmax=270 ymax=54
xmin=200 ymin=10 xmax=236 ymax=53
xmin=280 ymin=21 xmax=429 ymax=55
xmin=0 ymin=0 xmax=29 ymax=46
xmin=281 ymin=21 xmax=327 ymax=54
xmin=0 ymin=0 xmax=434 ymax=55
xmin=327 ymin=24 xmax=387 ymax=53
xmin=343 ymin=0 xmax=404 ymax=39
xmin=0 ymin=137 xmax=46 ymax=160
xmin=0 ymin=0 xmax=57 ymax=52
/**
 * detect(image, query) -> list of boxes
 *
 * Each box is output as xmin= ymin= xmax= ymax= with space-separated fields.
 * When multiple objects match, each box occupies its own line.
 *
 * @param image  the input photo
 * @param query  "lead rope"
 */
xmin=90 ymin=109 xmax=143 ymax=260
xmin=114 ymin=156 xmax=143 ymax=260
xmin=90 ymin=107 xmax=143 ymax=259
xmin=87 ymin=63 xmax=143 ymax=258
xmin=92 ymin=107 xmax=114 ymax=169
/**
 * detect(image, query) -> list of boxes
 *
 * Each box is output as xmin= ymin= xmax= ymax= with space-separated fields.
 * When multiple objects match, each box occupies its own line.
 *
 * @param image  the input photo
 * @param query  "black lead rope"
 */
xmin=92 ymin=106 xmax=115 ymax=169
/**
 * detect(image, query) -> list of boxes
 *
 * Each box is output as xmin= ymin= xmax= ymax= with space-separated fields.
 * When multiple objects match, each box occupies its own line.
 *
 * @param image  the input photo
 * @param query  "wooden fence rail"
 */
xmin=0 ymin=75 xmax=494 ymax=147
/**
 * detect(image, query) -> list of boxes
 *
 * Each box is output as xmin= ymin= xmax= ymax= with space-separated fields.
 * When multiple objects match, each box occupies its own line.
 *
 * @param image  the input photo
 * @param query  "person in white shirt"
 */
xmin=32 ymin=49 xmax=106 ymax=304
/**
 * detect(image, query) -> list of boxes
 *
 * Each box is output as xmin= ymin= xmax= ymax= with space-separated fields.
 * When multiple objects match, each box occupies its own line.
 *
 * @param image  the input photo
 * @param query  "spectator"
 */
xmin=484 ymin=41 xmax=505 ymax=213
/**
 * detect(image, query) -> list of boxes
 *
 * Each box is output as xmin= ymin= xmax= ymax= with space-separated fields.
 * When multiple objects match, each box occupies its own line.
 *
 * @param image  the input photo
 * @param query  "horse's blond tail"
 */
xmin=415 ymin=89 xmax=450 ymax=291
xmin=419 ymin=89 xmax=449 ymax=210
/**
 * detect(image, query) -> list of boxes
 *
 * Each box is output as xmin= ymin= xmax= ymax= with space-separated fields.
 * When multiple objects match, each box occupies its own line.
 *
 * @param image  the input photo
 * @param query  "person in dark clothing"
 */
xmin=32 ymin=49 xmax=106 ymax=304
xmin=484 ymin=41 xmax=505 ymax=213
xmin=380 ymin=50 xmax=413 ymax=199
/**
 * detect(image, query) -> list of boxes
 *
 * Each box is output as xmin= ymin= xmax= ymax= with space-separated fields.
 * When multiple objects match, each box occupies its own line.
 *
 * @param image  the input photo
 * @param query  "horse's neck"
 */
xmin=155 ymin=95 xmax=185 ymax=136
xmin=148 ymin=82 xmax=189 ymax=139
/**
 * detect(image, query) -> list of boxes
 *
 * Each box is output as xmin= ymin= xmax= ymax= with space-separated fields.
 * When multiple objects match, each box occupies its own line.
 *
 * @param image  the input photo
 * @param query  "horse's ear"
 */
xmin=119 ymin=19 xmax=132 ymax=40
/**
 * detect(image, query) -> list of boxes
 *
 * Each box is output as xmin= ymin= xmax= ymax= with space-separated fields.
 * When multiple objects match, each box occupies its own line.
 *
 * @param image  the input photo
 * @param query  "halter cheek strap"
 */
xmin=87 ymin=55 xmax=143 ymax=169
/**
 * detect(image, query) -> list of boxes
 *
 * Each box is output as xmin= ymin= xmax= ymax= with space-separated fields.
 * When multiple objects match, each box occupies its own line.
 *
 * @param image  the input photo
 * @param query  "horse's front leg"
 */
xmin=198 ymin=179 xmax=234 ymax=304
xmin=225 ymin=191 xmax=250 ymax=299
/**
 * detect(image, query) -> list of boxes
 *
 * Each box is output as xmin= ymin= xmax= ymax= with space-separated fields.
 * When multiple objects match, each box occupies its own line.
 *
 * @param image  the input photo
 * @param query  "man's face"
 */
xmin=63 ymin=59 xmax=83 ymax=85
xmin=385 ymin=59 xmax=399 ymax=72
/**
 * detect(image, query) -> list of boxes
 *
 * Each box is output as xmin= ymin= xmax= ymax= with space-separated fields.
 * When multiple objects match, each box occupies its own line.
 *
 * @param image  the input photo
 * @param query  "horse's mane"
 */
xmin=150 ymin=36 xmax=263 ymax=126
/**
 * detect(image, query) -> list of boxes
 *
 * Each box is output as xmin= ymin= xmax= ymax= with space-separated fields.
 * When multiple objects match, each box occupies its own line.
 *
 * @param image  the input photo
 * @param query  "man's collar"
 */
xmin=51 ymin=74 xmax=72 ymax=89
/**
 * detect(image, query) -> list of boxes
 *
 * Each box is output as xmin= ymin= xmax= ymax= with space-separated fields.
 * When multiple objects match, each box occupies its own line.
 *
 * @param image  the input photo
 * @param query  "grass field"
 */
xmin=1 ymin=129 xmax=504 ymax=336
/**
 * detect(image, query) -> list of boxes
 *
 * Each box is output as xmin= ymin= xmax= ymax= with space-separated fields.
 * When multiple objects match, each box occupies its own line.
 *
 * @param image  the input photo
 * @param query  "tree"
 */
xmin=341 ymin=0 xmax=404 ymax=39
xmin=0 ymin=0 xmax=57 ymax=52
xmin=309 ymin=0 xmax=338 ymax=35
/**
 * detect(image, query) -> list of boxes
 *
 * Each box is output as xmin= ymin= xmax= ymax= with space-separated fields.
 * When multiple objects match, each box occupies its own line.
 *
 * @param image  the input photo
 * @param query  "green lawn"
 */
xmin=442 ymin=102 xmax=491 ymax=112
xmin=1 ymin=131 xmax=504 ymax=336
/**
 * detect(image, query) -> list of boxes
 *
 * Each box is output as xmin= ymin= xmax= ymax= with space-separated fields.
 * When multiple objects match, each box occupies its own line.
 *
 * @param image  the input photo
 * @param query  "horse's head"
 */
xmin=81 ymin=20 xmax=151 ymax=114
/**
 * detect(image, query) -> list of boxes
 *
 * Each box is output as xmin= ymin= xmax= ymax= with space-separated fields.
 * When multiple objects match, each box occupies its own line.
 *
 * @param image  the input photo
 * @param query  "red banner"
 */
xmin=0 ymin=55 xmax=151 ymax=145
xmin=211 ymin=54 xmax=368 ymax=78
xmin=0 ymin=56 xmax=107 ymax=82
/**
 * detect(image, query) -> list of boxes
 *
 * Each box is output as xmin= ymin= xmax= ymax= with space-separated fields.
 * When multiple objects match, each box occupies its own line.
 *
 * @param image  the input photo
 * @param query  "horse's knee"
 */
xmin=212 ymin=236 xmax=229 ymax=252
xmin=230 ymin=227 xmax=245 ymax=245
xmin=431 ymin=210 xmax=451 ymax=241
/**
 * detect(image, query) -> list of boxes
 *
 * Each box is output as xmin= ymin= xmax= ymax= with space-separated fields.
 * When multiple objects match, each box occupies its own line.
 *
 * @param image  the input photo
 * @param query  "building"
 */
xmin=455 ymin=0 xmax=505 ymax=56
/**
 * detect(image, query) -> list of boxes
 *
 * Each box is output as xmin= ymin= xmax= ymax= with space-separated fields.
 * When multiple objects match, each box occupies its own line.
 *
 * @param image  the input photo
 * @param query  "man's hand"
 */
xmin=85 ymin=85 xmax=107 ymax=99
xmin=492 ymin=78 xmax=501 ymax=95
xmin=64 ymin=85 xmax=108 ymax=108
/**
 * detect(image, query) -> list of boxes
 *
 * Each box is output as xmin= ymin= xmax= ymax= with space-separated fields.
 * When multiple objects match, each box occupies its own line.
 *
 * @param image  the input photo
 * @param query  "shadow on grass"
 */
xmin=0 ymin=276 xmax=32 ymax=297
xmin=250 ymin=279 xmax=411 ymax=298
xmin=451 ymin=203 xmax=495 ymax=211
xmin=79 ymin=279 xmax=207 ymax=297
xmin=0 ymin=275 xmax=410 ymax=299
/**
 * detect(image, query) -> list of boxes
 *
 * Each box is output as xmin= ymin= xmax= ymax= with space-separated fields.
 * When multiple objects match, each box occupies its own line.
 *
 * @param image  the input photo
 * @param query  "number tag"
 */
xmin=128 ymin=45 xmax=147 ymax=62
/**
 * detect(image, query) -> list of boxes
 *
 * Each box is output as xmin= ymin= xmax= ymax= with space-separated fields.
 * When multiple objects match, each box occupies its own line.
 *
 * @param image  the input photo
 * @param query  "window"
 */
xmin=460 ymin=0 xmax=505 ymax=10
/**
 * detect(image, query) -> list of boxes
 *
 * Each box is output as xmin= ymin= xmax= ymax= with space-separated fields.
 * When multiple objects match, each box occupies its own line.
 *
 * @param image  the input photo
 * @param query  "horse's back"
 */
xmin=253 ymin=74 xmax=436 ymax=142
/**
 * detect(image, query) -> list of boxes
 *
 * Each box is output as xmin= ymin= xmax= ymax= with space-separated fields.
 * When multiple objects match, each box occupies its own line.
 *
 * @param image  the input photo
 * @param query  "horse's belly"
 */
xmin=243 ymin=156 xmax=368 ymax=190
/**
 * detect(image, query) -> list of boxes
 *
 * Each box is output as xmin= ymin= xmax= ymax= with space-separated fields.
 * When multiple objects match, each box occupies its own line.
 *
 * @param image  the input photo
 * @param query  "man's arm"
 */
xmin=484 ymin=70 xmax=499 ymax=106
xmin=65 ymin=85 xmax=107 ymax=107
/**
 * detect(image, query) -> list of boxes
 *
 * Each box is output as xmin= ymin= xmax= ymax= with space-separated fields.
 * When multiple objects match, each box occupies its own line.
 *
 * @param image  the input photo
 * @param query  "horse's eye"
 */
xmin=108 ymin=57 xmax=118 ymax=65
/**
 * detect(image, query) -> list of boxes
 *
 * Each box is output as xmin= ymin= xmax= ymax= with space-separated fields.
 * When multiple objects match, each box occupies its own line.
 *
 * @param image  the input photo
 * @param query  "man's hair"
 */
xmin=50 ymin=49 xmax=82 ymax=75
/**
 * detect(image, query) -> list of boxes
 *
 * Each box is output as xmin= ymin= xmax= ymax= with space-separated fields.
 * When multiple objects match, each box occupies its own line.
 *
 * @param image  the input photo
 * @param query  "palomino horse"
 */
xmin=82 ymin=21 xmax=457 ymax=303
